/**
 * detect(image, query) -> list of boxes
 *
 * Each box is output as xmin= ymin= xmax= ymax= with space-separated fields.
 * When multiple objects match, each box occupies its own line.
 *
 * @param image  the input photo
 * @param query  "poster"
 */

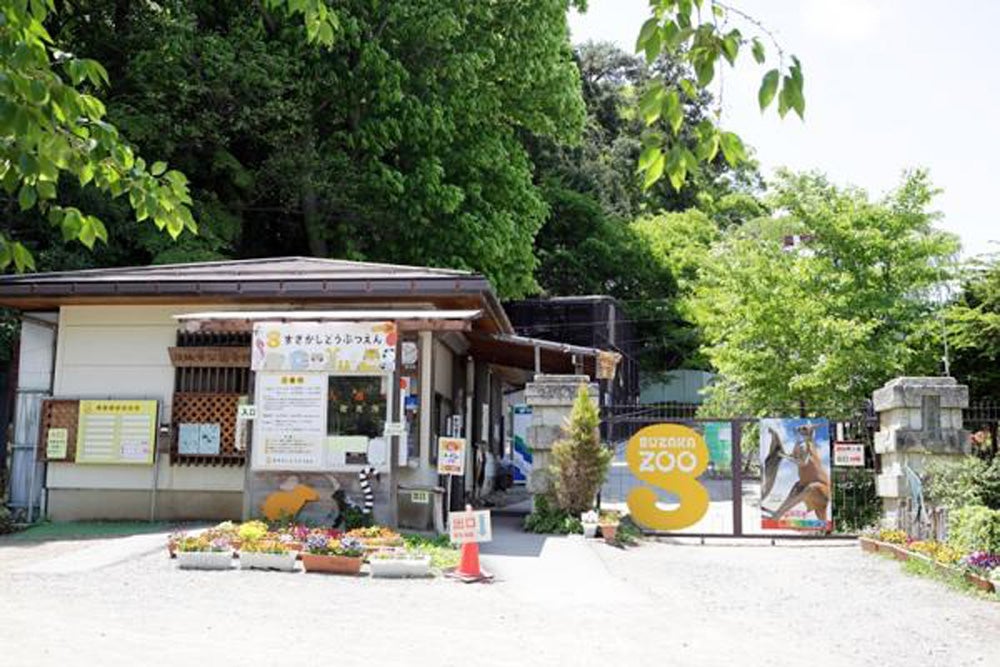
xmin=253 ymin=373 xmax=328 ymax=470
xmin=510 ymin=405 xmax=533 ymax=483
xmin=437 ymin=437 xmax=466 ymax=476
xmin=759 ymin=418 xmax=833 ymax=531
xmin=703 ymin=421 xmax=732 ymax=470
xmin=251 ymin=321 xmax=397 ymax=374
xmin=178 ymin=423 xmax=201 ymax=455
xmin=46 ymin=428 xmax=68 ymax=459
xmin=75 ymin=400 xmax=157 ymax=465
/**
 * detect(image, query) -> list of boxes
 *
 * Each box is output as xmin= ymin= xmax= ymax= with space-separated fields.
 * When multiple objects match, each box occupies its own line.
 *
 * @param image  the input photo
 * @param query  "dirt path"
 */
xmin=0 ymin=520 xmax=997 ymax=666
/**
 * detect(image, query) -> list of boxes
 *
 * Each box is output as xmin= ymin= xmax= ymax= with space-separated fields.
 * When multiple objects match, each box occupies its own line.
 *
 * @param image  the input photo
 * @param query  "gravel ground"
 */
xmin=1 ymin=520 xmax=998 ymax=667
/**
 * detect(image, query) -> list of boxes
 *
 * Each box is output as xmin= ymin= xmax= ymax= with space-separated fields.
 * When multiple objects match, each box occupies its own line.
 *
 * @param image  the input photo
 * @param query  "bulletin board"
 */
xmin=74 ymin=400 xmax=159 ymax=465
xmin=37 ymin=399 xmax=81 ymax=462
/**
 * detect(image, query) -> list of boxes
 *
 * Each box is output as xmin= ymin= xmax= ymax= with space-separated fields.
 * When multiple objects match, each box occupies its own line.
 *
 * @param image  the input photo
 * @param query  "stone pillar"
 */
xmin=523 ymin=374 xmax=598 ymax=498
xmin=873 ymin=377 xmax=970 ymax=526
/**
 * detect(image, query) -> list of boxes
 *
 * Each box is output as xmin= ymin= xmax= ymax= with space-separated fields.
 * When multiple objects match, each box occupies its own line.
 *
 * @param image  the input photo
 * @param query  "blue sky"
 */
xmin=568 ymin=0 xmax=998 ymax=257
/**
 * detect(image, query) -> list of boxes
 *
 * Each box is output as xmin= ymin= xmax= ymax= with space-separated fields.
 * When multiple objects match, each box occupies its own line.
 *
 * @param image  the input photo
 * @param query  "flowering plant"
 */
xmin=240 ymin=537 xmax=290 ymax=555
xmin=960 ymin=551 xmax=1000 ymax=574
xmin=875 ymin=528 xmax=908 ymax=544
xmin=598 ymin=510 xmax=621 ymax=526
xmin=581 ymin=510 xmax=599 ymax=525
xmin=907 ymin=540 xmax=963 ymax=565
xmin=306 ymin=534 xmax=365 ymax=558
xmin=175 ymin=533 xmax=232 ymax=553
xmin=237 ymin=520 xmax=269 ymax=544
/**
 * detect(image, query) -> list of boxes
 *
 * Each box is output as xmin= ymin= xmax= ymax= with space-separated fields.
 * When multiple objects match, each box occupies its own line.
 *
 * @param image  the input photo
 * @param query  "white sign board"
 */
xmin=833 ymin=441 xmax=865 ymax=467
xmin=253 ymin=373 xmax=328 ymax=470
xmin=252 ymin=321 xmax=397 ymax=373
xmin=437 ymin=437 xmax=466 ymax=476
xmin=237 ymin=404 xmax=257 ymax=420
xmin=449 ymin=509 xmax=492 ymax=544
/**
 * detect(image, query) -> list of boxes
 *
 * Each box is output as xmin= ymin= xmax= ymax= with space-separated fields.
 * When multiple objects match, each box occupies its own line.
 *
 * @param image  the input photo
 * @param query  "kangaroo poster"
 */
xmin=759 ymin=418 xmax=833 ymax=531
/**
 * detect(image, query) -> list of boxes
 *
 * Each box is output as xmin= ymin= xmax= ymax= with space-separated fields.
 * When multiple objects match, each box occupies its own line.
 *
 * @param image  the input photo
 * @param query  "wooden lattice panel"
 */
xmin=38 ymin=399 xmax=80 ymax=462
xmin=170 ymin=393 xmax=245 ymax=466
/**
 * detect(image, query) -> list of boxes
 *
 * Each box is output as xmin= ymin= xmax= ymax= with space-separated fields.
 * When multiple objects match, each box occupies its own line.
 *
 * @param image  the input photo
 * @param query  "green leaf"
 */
xmin=36 ymin=180 xmax=56 ymax=200
xmin=719 ymin=132 xmax=746 ymax=167
xmin=18 ymin=184 xmax=37 ymax=211
xmin=79 ymin=218 xmax=97 ymax=249
xmin=679 ymin=79 xmax=697 ymax=99
xmin=721 ymin=30 xmax=740 ymax=66
xmin=665 ymin=90 xmax=683 ymax=135
xmin=636 ymin=17 xmax=659 ymax=52
xmin=150 ymin=161 xmax=168 ymax=176
xmin=758 ymin=69 xmax=779 ymax=111
xmin=12 ymin=242 xmax=35 ymax=273
xmin=643 ymin=150 xmax=666 ymax=189
xmin=638 ymin=145 xmax=662 ymax=171
xmin=751 ymin=38 xmax=765 ymax=64
xmin=639 ymin=84 xmax=665 ymax=126
xmin=694 ymin=53 xmax=715 ymax=87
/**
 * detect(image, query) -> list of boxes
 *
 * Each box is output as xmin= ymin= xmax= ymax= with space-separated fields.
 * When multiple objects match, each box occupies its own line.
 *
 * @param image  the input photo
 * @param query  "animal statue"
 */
xmin=762 ymin=424 xmax=831 ymax=522
xmin=261 ymin=480 xmax=320 ymax=522
xmin=358 ymin=466 xmax=378 ymax=515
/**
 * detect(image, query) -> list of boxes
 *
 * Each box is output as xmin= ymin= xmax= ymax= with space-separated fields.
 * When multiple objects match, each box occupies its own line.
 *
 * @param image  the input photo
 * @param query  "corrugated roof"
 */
xmin=0 ymin=256 xmax=474 ymax=284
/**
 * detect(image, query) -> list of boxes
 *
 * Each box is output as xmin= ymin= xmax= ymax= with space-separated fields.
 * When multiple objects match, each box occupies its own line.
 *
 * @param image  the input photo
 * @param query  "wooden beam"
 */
xmin=396 ymin=319 xmax=472 ymax=332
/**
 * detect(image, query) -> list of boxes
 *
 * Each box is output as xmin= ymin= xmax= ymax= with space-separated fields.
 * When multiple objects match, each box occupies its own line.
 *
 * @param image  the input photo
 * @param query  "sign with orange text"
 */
xmin=437 ymin=437 xmax=466 ymax=476
xmin=449 ymin=509 xmax=491 ymax=544
xmin=625 ymin=423 xmax=710 ymax=531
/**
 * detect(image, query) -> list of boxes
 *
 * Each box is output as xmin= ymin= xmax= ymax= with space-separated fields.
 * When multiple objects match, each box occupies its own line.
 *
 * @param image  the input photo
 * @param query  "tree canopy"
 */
xmin=690 ymin=170 xmax=959 ymax=415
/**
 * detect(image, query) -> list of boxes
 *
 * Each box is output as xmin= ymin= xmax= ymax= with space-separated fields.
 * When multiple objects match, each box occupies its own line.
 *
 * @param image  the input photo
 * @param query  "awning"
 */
xmin=466 ymin=332 xmax=620 ymax=378
xmin=174 ymin=309 xmax=482 ymax=332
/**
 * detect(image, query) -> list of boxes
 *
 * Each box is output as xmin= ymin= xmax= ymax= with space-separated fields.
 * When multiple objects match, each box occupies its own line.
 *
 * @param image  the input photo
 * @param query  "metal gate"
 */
xmin=7 ymin=389 xmax=49 ymax=522
xmin=600 ymin=403 xmax=879 ymax=538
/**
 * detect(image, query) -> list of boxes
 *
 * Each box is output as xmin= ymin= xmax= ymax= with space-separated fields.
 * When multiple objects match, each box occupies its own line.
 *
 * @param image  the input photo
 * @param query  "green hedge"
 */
xmin=948 ymin=505 xmax=1000 ymax=554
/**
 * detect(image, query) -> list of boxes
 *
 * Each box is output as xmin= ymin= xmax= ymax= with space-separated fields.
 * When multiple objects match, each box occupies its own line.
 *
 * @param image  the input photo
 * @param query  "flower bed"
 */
xmin=859 ymin=530 xmax=997 ymax=595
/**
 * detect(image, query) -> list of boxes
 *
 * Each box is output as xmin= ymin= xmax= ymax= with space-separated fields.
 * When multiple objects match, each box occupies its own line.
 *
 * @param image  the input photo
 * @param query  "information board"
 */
xmin=75 ymin=400 xmax=158 ymax=465
xmin=449 ymin=509 xmax=492 ymax=544
xmin=834 ymin=441 xmax=865 ymax=467
xmin=252 ymin=373 xmax=327 ymax=470
xmin=251 ymin=321 xmax=397 ymax=373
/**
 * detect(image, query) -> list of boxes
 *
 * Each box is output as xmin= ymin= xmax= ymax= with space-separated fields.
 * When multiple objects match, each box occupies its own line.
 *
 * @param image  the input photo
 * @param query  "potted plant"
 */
xmin=369 ymin=549 xmax=432 ymax=578
xmin=301 ymin=534 xmax=365 ymax=575
xmin=598 ymin=510 xmax=621 ymax=544
xmin=175 ymin=533 xmax=234 ymax=570
xmin=239 ymin=536 xmax=298 ymax=572
xmin=580 ymin=510 xmax=599 ymax=539
xmin=346 ymin=526 xmax=405 ymax=550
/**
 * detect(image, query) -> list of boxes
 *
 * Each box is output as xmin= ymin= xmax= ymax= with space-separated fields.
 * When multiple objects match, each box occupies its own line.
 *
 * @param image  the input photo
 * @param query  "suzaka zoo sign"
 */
xmin=625 ymin=423 xmax=710 ymax=531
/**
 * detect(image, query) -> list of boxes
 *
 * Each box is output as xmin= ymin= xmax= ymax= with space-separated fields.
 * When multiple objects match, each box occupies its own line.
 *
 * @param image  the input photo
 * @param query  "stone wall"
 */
xmin=523 ymin=375 xmax=598 ymax=498
xmin=873 ymin=376 xmax=970 ymax=526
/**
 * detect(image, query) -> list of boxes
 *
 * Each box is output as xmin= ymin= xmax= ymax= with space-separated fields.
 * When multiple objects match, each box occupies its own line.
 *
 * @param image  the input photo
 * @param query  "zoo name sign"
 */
xmin=625 ymin=423 xmax=710 ymax=531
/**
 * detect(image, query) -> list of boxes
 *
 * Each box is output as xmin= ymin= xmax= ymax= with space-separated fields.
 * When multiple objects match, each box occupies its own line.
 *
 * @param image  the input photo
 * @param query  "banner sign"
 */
xmin=252 ymin=321 xmax=397 ymax=374
xmin=510 ymin=405 xmax=533 ymax=483
xmin=449 ymin=509 xmax=492 ymax=543
xmin=833 ymin=441 xmax=865 ymax=467
xmin=252 ymin=373 xmax=328 ymax=470
xmin=437 ymin=437 xmax=466 ymax=476
xmin=703 ymin=421 xmax=733 ymax=470
xmin=625 ymin=423 xmax=710 ymax=531
xmin=760 ymin=418 xmax=833 ymax=531
xmin=75 ymin=400 xmax=158 ymax=465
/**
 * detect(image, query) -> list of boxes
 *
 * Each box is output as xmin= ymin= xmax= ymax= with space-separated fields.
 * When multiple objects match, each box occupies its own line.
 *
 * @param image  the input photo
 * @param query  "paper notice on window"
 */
xmin=252 ymin=373 xmax=328 ymax=470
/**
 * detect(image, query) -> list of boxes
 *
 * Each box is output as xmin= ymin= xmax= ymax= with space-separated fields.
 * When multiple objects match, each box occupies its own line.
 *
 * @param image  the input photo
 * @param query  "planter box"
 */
xmin=176 ymin=551 xmax=233 ymax=570
xmin=599 ymin=524 xmax=618 ymax=543
xmin=582 ymin=523 xmax=598 ymax=539
xmin=369 ymin=555 xmax=432 ymax=578
xmin=301 ymin=553 xmax=363 ymax=575
xmin=239 ymin=551 xmax=298 ymax=572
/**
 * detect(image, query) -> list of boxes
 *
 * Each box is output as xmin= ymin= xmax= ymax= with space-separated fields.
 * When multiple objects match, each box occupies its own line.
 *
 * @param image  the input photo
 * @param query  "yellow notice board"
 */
xmin=75 ymin=400 xmax=158 ymax=465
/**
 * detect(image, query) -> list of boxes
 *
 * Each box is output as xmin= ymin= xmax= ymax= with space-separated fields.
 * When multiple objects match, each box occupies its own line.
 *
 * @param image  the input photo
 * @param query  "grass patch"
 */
xmin=900 ymin=556 xmax=996 ymax=601
xmin=3 ymin=521 xmax=176 ymax=542
xmin=402 ymin=533 xmax=461 ymax=570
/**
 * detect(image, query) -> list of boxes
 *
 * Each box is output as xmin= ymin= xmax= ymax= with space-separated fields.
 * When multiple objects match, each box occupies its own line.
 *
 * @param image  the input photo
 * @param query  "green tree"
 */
xmin=947 ymin=255 xmax=1000 ymax=397
xmin=0 ymin=0 xmax=338 ymax=271
xmin=45 ymin=0 xmax=585 ymax=297
xmin=549 ymin=385 xmax=612 ymax=515
xmin=690 ymin=170 xmax=959 ymax=415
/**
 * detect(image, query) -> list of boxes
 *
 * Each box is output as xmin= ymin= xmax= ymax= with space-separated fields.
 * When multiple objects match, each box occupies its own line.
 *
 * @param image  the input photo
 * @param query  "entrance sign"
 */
xmin=253 ymin=373 xmax=327 ymax=470
xmin=625 ymin=423 xmax=710 ymax=531
xmin=437 ymin=437 xmax=466 ymax=476
xmin=75 ymin=400 xmax=157 ymax=465
xmin=834 ymin=441 xmax=865 ymax=467
xmin=252 ymin=321 xmax=397 ymax=373
xmin=46 ymin=428 xmax=69 ymax=459
xmin=237 ymin=404 xmax=257 ymax=420
xmin=759 ymin=418 xmax=833 ymax=531
xmin=449 ymin=509 xmax=491 ymax=543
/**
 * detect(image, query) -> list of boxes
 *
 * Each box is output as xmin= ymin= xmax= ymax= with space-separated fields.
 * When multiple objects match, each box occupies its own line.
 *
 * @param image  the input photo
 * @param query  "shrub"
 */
xmin=948 ymin=505 xmax=1000 ymax=554
xmin=548 ymin=385 xmax=612 ymax=515
xmin=925 ymin=456 xmax=1000 ymax=510
xmin=523 ymin=495 xmax=583 ymax=535
xmin=0 ymin=506 xmax=14 ymax=535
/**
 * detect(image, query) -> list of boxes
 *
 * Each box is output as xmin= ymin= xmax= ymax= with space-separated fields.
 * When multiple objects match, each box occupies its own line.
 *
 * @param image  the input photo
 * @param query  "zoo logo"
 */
xmin=265 ymin=330 xmax=282 ymax=348
xmin=626 ymin=423 xmax=710 ymax=531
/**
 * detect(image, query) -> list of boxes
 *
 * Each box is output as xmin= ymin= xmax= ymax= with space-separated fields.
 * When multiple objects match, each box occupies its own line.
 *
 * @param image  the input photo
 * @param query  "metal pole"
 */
xmin=731 ymin=420 xmax=744 ymax=537
xmin=388 ymin=330 xmax=402 ymax=527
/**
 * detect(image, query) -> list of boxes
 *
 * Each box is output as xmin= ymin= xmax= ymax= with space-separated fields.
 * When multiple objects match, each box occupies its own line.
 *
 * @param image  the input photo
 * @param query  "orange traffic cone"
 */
xmin=448 ymin=541 xmax=493 ymax=583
